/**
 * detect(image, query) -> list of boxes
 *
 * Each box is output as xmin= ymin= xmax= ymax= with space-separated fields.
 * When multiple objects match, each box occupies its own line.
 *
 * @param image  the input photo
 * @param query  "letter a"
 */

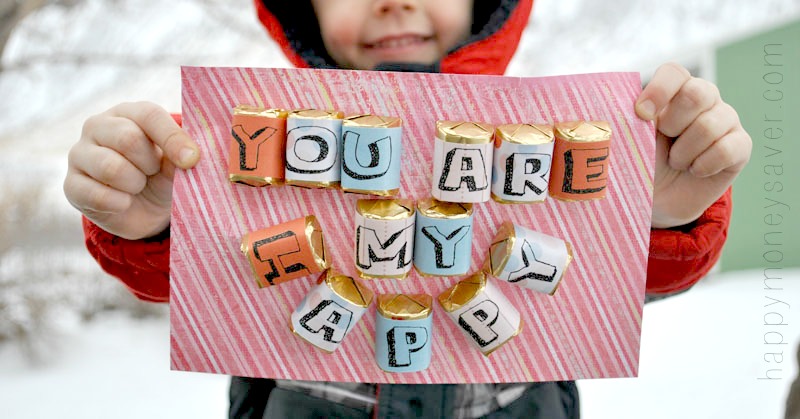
xmin=299 ymin=300 xmax=353 ymax=343
xmin=439 ymin=148 xmax=489 ymax=192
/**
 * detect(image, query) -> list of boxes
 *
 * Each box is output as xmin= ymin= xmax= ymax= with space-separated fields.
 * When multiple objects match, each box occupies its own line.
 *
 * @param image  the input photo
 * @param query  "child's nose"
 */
xmin=373 ymin=0 xmax=417 ymax=15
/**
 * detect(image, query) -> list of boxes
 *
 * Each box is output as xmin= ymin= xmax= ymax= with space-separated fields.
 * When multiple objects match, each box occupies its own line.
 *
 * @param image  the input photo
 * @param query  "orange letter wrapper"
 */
xmin=228 ymin=106 xmax=288 ymax=186
xmin=241 ymin=215 xmax=328 ymax=287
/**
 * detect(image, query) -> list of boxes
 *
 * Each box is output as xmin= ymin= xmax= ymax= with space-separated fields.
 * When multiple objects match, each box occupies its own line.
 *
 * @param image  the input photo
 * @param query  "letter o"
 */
xmin=763 ymin=72 xmax=783 ymax=85
xmin=763 ymin=250 xmax=784 ymax=263
xmin=763 ymin=89 xmax=783 ymax=102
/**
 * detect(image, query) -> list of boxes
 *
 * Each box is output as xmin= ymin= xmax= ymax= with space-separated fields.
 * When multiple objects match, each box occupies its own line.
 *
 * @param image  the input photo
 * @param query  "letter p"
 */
xmin=387 ymin=326 xmax=429 ymax=367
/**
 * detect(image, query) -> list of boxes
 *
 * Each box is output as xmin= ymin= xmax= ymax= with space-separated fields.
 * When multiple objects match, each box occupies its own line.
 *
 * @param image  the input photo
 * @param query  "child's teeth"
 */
xmin=376 ymin=37 xmax=422 ymax=48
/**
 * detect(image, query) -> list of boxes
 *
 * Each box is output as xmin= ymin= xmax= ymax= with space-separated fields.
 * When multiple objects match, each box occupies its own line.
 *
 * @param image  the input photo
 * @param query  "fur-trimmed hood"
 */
xmin=254 ymin=0 xmax=533 ymax=75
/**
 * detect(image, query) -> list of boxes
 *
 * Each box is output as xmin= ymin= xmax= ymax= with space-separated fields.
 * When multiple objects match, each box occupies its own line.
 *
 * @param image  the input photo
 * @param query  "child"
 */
xmin=63 ymin=0 xmax=752 ymax=417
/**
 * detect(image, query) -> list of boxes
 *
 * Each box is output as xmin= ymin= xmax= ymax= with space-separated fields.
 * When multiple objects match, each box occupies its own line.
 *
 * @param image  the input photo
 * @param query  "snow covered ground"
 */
xmin=1 ymin=0 xmax=799 ymax=418
xmin=1 ymin=269 xmax=797 ymax=418
xmin=0 ymin=310 xmax=230 ymax=418
xmin=579 ymin=269 xmax=800 ymax=419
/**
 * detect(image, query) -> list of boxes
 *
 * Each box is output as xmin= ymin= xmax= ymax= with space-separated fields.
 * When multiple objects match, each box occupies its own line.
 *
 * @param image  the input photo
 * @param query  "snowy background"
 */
xmin=1 ymin=0 xmax=799 ymax=418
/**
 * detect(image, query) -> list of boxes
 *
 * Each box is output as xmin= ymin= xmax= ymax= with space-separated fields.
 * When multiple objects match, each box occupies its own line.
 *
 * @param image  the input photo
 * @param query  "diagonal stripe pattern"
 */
xmin=170 ymin=67 xmax=655 ymax=383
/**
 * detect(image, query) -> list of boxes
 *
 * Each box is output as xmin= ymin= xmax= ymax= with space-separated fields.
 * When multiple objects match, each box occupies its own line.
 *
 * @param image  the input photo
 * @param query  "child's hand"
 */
xmin=64 ymin=102 xmax=200 ymax=240
xmin=635 ymin=63 xmax=752 ymax=229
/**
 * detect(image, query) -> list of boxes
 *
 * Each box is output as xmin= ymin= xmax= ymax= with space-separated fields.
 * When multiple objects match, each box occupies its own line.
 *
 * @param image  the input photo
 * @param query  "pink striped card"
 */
xmin=171 ymin=67 xmax=655 ymax=383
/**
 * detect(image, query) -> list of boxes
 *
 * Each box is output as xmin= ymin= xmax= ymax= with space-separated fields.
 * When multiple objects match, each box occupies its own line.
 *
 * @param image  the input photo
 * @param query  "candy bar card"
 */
xmin=171 ymin=67 xmax=655 ymax=383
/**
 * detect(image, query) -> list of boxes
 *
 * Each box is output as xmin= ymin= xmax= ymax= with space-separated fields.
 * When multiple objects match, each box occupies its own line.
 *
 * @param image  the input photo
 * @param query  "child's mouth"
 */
xmin=363 ymin=35 xmax=434 ymax=51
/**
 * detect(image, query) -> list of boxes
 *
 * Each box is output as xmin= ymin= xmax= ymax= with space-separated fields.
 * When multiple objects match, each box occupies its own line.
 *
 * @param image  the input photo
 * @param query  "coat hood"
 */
xmin=254 ymin=0 xmax=533 ymax=75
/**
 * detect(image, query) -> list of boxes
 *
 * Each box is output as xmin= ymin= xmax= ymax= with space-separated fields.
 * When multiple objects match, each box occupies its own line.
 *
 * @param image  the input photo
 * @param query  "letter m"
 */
xmin=356 ymin=225 xmax=413 ymax=270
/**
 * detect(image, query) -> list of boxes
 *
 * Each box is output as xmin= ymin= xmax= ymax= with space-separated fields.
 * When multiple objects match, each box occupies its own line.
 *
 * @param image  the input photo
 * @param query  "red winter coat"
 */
xmin=83 ymin=0 xmax=732 ymax=302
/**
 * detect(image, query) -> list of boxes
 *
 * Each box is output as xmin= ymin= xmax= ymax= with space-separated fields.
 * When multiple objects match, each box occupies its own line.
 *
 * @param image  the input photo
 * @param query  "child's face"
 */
xmin=311 ymin=0 xmax=473 ymax=70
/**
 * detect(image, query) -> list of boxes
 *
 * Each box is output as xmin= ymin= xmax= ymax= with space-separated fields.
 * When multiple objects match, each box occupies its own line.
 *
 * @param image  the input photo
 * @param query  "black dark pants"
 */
xmin=229 ymin=377 xmax=579 ymax=419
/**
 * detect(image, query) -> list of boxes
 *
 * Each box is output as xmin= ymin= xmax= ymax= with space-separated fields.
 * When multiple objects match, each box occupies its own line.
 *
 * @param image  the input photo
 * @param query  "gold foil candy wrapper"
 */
xmin=290 ymin=109 xmax=345 ymax=120
xmin=241 ymin=215 xmax=328 ymax=288
xmin=289 ymin=270 xmax=374 ymax=353
xmin=436 ymin=120 xmax=494 ymax=144
xmin=416 ymin=198 xmax=473 ymax=219
xmin=230 ymin=105 xmax=289 ymax=125
xmin=554 ymin=120 xmax=611 ymax=143
xmin=344 ymin=114 xmax=402 ymax=128
xmin=437 ymin=272 xmax=521 ymax=356
xmin=356 ymin=198 xmax=416 ymax=220
xmin=354 ymin=199 xmax=416 ymax=279
xmin=323 ymin=270 xmax=375 ymax=308
xmin=233 ymin=105 xmax=288 ymax=119
xmin=285 ymin=109 xmax=345 ymax=189
xmin=437 ymin=272 xmax=487 ymax=313
xmin=377 ymin=294 xmax=433 ymax=320
xmin=495 ymin=123 xmax=554 ymax=145
xmin=484 ymin=222 xmax=573 ymax=295
xmin=484 ymin=222 xmax=516 ymax=278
